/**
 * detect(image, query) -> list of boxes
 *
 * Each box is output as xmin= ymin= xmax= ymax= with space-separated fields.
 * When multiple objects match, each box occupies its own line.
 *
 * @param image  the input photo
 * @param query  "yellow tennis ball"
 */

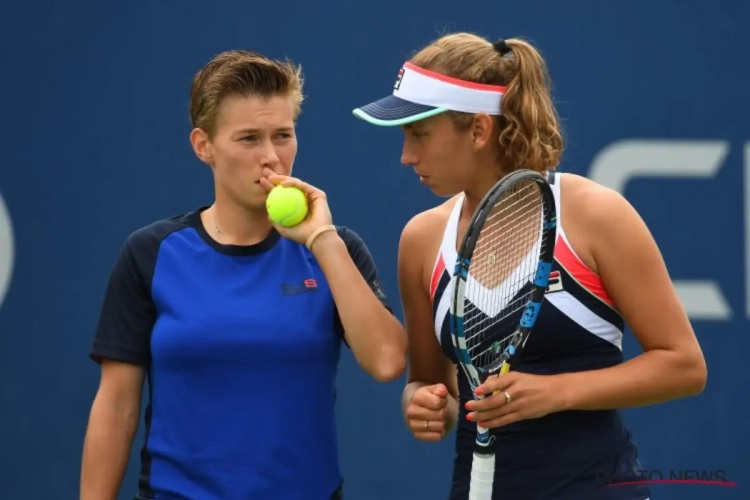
xmin=266 ymin=185 xmax=309 ymax=228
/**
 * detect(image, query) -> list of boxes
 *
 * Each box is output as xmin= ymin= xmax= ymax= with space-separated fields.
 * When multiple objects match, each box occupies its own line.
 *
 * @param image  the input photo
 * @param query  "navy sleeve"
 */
xmin=333 ymin=226 xmax=392 ymax=339
xmin=89 ymin=229 xmax=159 ymax=366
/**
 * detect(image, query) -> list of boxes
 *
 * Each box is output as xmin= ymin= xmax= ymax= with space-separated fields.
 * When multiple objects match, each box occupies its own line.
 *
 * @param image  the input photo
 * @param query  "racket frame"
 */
xmin=449 ymin=168 xmax=558 ymax=500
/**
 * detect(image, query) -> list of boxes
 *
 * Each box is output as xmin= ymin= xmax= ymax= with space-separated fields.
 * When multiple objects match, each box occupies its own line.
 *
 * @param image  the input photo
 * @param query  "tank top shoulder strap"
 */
xmin=429 ymin=194 xmax=464 ymax=303
xmin=441 ymin=194 xmax=464 ymax=260
xmin=548 ymin=170 xmax=563 ymax=238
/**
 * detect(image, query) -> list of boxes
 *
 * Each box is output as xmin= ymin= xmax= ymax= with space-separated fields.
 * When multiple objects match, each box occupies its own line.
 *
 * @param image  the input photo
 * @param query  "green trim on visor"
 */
xmin=351 ymin=107 xmax=448 ymax=127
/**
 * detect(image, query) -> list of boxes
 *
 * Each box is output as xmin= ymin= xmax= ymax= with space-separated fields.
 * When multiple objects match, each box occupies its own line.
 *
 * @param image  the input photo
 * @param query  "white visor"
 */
xmin=352 ymin=62 xmax=506 ymax=126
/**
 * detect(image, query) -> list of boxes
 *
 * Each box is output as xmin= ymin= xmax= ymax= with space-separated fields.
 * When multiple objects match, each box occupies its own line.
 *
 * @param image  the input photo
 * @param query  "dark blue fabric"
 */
xmin=432 ymin=177 xmax=650 ymax=499
xmin=434 ymin=256 xmax=651 ymax=499
xmin=356 ymin=95 xmax=438 ymax=121
xmin=90 ymin=207 xmax=389 ymax=500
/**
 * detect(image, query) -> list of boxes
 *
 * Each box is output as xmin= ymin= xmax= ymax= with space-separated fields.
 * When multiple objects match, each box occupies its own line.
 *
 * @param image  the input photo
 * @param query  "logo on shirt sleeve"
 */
xmin=370 ymin=279 xmax=387 ymax=301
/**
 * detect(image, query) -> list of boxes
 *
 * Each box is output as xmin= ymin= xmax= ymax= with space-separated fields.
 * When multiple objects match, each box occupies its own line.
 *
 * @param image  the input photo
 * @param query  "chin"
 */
xmin=234 ymin=194 xmax=267 ymax=213
xmin=246 ymin=199 xmax=268 ymax=212
xmin=243 ymin=185 xmax=270 ymax=210
xmin=426 ymin=184 xmax=460 ymax=199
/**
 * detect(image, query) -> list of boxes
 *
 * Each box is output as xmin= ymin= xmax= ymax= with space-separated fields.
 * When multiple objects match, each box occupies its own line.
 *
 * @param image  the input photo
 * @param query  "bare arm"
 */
xmin=81 ymin=360 xmax=145 ymax=500
xmin=312 ymin=228 xmax=407 ymax=382
xmin=558 ymin=187 xmax=707 ymax=410
xmin=398 ymin=213 xmax=459 ymax=434
xmin=82 ymin=229 xmax=157 ymax=498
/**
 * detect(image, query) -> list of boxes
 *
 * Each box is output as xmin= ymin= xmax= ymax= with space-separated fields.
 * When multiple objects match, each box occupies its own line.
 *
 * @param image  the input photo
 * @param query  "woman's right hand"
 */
xmin=405 ymin=383 xmax=451 ymax=442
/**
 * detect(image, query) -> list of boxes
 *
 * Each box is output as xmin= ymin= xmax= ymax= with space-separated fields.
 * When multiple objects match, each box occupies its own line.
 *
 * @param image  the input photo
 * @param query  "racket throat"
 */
xmin=479 ymin=331 xmax=524 ymax=380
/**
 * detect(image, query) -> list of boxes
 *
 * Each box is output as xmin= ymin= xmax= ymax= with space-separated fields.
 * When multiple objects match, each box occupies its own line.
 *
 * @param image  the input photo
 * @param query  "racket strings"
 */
xmin=461 ymin=181 xmax=551 ymax=368
xmin=469 ymin=184 xmax=540 ymax=266
xmin=464 ymin=183 xmax=541 ymax=310
xmin=466 ymin=298 xmax=527 ymax=360
xmin=463 ymin=189 xmax=540 ymax=317
xmin=463 ymin=231 xmax=555 ymax=330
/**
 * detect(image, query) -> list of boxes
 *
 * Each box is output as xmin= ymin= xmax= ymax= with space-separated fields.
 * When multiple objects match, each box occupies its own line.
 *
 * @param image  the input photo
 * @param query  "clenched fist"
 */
xmin=405 ymin=383 xmax=454 ymax=442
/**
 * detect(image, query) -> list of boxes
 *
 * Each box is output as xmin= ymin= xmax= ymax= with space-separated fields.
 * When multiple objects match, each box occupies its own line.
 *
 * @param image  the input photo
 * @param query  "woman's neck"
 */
xmin=206 ymin=197 xmax=273 ymax=246
xmin=462 ymin=171 xmax=505 ymax=219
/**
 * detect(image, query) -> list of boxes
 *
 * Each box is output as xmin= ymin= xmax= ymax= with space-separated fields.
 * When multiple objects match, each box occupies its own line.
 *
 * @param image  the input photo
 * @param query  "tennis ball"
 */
xmin=266 ymin=185 xmax=309 ymax=228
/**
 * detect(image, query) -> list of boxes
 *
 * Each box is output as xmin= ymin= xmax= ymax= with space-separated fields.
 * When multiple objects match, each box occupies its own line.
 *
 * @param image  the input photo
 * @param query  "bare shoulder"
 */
xmin=399 ymin=196 xmax=459 ymax=246
xmin=559 ymin=172 xmax=636 ymax=226
xmin=398 ymin=196 xmax=460 ymax=289
xmin=557 ymin=172 xmax=650 ymax=274
xmin=560 ymin=170 xmax=663 ymax=285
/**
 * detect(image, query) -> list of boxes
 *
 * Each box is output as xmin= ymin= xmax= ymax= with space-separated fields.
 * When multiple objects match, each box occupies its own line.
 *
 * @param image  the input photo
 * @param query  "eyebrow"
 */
xmin=235 ymin=127 xmax=294 ymax=135
xmin=403 ymin=124 xmax=425 ymax=132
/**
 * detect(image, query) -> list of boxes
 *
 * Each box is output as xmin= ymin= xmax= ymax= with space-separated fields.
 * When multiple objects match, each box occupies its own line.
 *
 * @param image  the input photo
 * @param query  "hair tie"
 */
xmin=492 ymin=39 xmax=512 ymax=56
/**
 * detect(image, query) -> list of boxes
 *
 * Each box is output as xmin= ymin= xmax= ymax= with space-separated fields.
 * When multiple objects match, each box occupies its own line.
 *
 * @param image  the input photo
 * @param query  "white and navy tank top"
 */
xmin=431 ymin=173 xmax=650 ymax=500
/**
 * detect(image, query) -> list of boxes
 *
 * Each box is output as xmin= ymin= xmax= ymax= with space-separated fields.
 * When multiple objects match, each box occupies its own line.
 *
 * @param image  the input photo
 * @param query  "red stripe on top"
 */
xmin=430 ymin=256 xmax=446 ymax=302
xmin=554 ymin=237 xmax=615 ymax=307
xmin=404 ymin=62 xmax=507 ymax=93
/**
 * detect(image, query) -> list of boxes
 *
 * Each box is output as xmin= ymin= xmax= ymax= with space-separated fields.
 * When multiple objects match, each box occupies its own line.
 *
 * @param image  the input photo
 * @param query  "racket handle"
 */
xmin=468 ymin=452 xmax=495 ymax=500
xmin=469 ymin=363 xmax=510 ymax=500
xmin=490 ymin=362 xmax=511 ymax=397
xmin=469 ymin=363 xmax=508 ymax=498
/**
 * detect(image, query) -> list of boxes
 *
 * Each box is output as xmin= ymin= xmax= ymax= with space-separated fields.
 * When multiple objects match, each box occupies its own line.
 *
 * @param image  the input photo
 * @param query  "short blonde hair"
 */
xmin=189 ymin=50 xmax=304 ymax=137
xmin=410 ymin=33 xmax=563 ymax=172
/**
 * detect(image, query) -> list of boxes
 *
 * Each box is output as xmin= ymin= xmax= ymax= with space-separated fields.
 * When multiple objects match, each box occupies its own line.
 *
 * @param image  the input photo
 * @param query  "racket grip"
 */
xmin=468 ymin=452 xmax=495 ymax=500
xmin=490 ymin=362 xmax=512 ymax=397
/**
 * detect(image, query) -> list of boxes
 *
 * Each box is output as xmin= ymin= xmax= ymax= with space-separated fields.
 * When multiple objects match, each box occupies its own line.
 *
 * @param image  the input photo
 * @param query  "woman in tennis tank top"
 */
xmin=352 ymin=33 xmax=707 ymax=499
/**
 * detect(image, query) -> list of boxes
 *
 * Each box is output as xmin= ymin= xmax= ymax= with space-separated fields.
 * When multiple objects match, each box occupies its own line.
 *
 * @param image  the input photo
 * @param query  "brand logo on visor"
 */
xmin=393 ymin=68 xmax=404 ymax=90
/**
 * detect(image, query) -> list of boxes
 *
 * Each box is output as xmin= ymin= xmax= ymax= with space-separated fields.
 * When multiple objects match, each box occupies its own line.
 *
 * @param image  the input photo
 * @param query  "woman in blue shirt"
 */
xmin=80 ymin=49 xmax=407 ymax=500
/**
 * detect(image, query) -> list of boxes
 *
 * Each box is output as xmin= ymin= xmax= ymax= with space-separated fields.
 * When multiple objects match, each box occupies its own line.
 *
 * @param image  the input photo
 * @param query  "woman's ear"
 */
xmin=470 ymin=113 xmax=495 ymax=151
xmin=190 ymin=128 xmax=213 ymax=164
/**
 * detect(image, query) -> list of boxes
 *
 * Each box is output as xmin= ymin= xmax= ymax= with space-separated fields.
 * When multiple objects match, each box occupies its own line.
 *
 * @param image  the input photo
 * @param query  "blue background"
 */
xmin=1 ymin=1 xmax=747 ymax=498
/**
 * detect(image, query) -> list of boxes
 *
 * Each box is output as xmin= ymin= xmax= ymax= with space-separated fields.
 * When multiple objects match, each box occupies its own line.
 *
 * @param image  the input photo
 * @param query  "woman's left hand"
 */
xmin=260 ymin=168 xmax=334 ymax=246
xmin=464 ymin=371 xmax=567 ymax=429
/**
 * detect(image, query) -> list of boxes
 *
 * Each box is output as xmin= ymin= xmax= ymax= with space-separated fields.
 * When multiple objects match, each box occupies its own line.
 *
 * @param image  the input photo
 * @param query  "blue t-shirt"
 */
xmin=90 ymin=207 xmax=391 ymax=500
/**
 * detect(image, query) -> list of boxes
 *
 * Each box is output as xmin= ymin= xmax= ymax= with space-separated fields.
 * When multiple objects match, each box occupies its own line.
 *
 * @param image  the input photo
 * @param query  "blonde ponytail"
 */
xmin=498 ymin=39 xmax=563 ymax=171
xmin=409 ymin=33 xmax=564 ymax=173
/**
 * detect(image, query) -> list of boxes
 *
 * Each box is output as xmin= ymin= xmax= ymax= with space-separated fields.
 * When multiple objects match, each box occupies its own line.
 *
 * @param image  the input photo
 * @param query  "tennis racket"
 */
xmin=449 ymin=169 xmax=558 ymax=500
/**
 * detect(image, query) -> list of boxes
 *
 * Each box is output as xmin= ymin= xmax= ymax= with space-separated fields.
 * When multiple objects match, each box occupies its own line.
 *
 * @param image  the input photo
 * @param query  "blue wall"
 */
xmin=1 ymin=1 xmax=746 ymax=498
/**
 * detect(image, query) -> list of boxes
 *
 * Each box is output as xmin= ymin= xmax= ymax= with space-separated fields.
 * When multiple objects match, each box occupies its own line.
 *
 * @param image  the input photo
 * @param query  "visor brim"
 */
xmin=352 ymin=95 xmax=447 ymax=126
